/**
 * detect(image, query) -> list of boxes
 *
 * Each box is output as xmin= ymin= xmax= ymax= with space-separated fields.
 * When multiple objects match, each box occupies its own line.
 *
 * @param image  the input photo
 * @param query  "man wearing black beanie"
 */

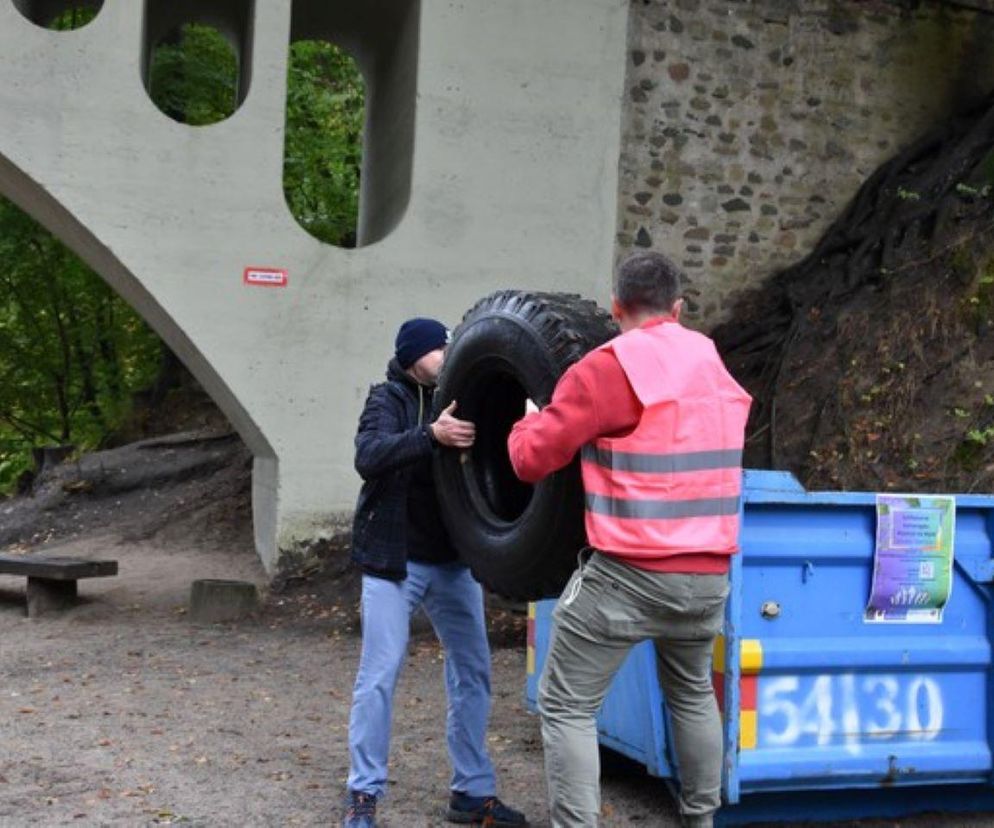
xmin=342 ymin=318 xmax=527 ymax=828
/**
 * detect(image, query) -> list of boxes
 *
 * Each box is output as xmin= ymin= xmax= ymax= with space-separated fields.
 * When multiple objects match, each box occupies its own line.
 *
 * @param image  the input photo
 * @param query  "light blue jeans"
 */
xmin=347 ymin=561 xmax=497 ymax=799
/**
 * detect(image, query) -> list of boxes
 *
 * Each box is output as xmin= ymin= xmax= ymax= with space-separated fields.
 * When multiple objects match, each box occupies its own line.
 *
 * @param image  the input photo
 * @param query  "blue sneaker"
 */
xmin=343 ymin=790 xmax=377 ymax=828
xmin=447 ymin=792 xmax=527 ymax=826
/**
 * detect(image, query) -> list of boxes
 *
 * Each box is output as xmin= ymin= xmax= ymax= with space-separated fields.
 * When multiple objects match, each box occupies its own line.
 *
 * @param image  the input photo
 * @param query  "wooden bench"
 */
xmin=0 ymin=554 xmax=118 ymax=617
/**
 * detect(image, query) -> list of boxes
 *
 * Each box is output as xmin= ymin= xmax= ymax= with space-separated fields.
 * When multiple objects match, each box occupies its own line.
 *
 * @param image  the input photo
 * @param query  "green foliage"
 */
xmin=47 ymin=4 xmax=98 ymax=31
xmin=283 ymin=40 xmax=365 ymax=247
xmin=149 ymin=24 xmax=239 ymax=126
xmin=955 ymin=181 xmax=992 ymax=199
xmin=965 ymin=426 xmax=994 ymax=446
xmin=951 ymin=395 xmax=994 ymax=471
xmin=0 ymin=197 xmax=161 ymax=491
xmin=954 ymin=422 xmax=994 ymax=471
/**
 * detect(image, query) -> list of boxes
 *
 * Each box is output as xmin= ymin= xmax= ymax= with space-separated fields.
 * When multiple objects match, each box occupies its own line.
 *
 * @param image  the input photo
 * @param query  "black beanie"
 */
xmin=395 ymin=318 xmax=449 ymax=368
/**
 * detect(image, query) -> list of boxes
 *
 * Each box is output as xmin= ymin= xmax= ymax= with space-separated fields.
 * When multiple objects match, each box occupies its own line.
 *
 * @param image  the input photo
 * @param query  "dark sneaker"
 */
xmin=447 ymin=791 xmax=527 ymax=826
xmin=343 ymin=790 xmax=377 ymax=828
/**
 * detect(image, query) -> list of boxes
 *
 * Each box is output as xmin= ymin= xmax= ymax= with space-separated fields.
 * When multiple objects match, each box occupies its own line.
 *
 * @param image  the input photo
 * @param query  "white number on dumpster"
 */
xmin=760 ymin=674 xmax=943 ymax=753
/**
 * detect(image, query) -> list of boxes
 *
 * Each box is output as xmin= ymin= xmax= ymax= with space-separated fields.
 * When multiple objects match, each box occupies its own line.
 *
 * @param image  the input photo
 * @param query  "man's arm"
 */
xmin=354 ymin=385 xmax=433 ymax=480
xmin=508 ymin=350 xmax=640 ymax=483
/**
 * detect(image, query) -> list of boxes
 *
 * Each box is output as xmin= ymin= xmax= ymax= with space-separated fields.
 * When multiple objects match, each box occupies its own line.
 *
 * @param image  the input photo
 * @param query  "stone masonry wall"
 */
xmin=617 ymin=0 xmax=994 ymax=327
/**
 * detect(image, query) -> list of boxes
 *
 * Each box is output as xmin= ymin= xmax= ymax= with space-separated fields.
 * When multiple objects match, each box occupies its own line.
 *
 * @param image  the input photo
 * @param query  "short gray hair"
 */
xmin=614 ymin=252 xmax=682 ymax=314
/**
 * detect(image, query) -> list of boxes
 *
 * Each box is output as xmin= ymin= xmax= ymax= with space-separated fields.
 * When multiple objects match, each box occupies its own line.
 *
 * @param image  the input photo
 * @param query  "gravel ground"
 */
xmin=1 ymin=427 xmax=993 ymax=828
xmin=0 ymin=534 xmax=672 ymax=827
xmin=1 ymin=534 xmax=993 ymax=827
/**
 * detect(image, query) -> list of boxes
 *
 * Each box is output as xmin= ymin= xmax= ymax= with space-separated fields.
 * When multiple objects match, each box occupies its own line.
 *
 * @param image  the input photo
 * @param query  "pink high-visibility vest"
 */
xmin=581 ymin=320 xmax=752 ymax=559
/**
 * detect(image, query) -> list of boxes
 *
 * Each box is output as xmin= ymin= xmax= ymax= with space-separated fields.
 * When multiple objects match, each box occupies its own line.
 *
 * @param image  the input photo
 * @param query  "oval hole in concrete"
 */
xmin=146 ymin=23 xmax=241 ymax=126
xmin=11 ymin=0 xmax=102 ymax=30
xmin=141 ymin=0 xmax=255 ymax=127
xmin=286 ymin=0 xmax=420 ymax=248
xmin=283 ymin=39 xmax=366 ymax=248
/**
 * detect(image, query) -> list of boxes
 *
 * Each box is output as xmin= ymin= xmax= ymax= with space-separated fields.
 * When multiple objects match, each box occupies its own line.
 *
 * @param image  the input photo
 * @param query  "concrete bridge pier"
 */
xmin=0 ymin=0 xmax=629 ymax=573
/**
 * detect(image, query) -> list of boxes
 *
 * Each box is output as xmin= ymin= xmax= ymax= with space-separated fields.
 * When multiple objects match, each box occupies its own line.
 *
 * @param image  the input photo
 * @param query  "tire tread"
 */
xmin=436 ymin=291 xmax=617 ymax=599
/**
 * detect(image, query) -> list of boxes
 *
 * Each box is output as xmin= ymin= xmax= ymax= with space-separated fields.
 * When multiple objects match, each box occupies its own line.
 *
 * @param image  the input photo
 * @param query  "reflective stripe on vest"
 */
xmin=585 ymin=492 xmax=741 ymax=520
xmin=581 ymin=445 xmax=743 ymax=475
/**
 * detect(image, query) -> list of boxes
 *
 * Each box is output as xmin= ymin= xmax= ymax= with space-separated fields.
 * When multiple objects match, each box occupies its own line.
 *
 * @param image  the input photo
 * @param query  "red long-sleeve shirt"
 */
xmin=508 ymin=319 xmax=729 ymax=574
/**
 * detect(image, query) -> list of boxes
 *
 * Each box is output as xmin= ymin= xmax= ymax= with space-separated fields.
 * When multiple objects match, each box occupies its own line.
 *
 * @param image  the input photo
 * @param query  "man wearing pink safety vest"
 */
xmin=508 ymin=251 xmax=752 ymax=828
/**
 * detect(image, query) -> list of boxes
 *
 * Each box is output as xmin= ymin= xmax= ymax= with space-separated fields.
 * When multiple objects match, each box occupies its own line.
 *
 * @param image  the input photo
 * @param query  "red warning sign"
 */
xmin=243 ymin=266 xmax=288 ymax=288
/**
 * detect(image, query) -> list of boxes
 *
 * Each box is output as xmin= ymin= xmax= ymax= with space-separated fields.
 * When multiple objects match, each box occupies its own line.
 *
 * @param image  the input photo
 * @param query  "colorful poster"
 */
xmin=865 ymin=494 xmax=955 ymax=624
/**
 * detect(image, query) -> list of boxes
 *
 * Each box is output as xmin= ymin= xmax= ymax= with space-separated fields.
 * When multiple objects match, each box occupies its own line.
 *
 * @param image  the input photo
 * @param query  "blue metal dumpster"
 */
xmin=526 ymin=469 xmax=994 ymax=824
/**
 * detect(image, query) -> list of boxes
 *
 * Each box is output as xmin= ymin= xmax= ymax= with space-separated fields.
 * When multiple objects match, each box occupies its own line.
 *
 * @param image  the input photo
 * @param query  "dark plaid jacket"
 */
xmin=350 ymin=359 xmax=456 ymax=580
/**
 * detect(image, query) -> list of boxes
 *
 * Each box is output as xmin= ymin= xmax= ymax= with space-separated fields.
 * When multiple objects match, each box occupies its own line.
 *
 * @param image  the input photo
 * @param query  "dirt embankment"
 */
xmin=715 ymin=94 xmax=994 ymax=495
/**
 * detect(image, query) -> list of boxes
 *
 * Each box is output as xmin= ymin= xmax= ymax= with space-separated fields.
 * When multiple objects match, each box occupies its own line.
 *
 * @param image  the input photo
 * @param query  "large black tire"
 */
xmin=433 ymin=291 xmax=618 ymax=600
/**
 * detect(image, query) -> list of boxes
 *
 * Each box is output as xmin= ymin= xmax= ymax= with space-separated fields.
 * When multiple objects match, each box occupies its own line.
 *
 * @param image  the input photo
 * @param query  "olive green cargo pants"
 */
xmin=537 ymin=551 xmax=729 ymax=828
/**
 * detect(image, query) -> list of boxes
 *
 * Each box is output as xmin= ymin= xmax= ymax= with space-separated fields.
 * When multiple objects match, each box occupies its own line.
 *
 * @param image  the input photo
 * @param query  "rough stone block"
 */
xmin=189 ymin=579 xmax=259 ymax=624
